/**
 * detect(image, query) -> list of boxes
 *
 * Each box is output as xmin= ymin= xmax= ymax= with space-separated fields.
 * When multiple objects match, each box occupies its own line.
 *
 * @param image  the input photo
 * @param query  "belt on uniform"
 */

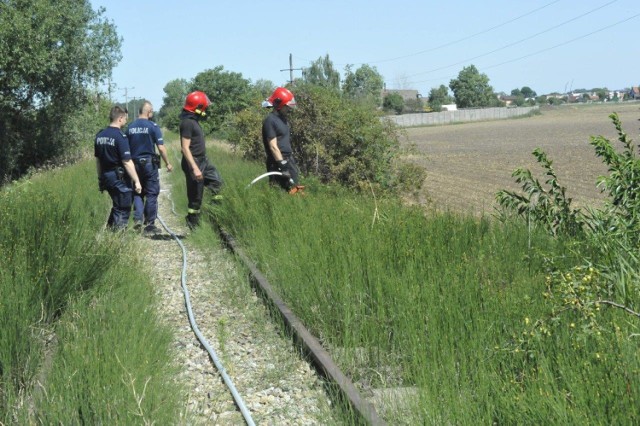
xmin=103 ymin=166 xmax=123 ymax=173
xmin=134 ymin=156 xmax=152 ymax=165
xmin=103 ymin=166 xmax=125 ymax=179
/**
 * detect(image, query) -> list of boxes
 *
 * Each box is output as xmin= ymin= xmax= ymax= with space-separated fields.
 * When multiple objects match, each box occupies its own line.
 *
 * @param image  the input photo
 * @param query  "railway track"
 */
xmin=145 ymin=173 xmax=384 ymax=424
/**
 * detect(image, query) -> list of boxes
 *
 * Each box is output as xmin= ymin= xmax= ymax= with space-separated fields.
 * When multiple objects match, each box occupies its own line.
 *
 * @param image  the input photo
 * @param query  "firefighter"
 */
xmin=262 ymin=87 xmax=299 ymax=191
xmin=127 ymin=101 xmax=172 ymax=235
xmin=179 ymin=91 xmax=223 ymax=230
xmin=95 ymin=105 xmax=142 ymax=231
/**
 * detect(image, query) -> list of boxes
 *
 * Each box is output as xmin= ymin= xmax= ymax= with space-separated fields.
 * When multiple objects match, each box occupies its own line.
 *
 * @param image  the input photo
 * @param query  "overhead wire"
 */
xmin=404 ymin=0 xmax=619 ymax=79
xmin=345 ymin=0 xmax=563 ymax=65
xmin=294 ymin=0 xmax=563 ymax=67
xmin=481 ymin=12 xmax=640 ymax=72
xmin=290 ymin=0 xmax=633 ymax=91
xmin=405 ymin=11 xmax=640 ymax=87
xmin=296 ymin=0 xmax=564 ymax=65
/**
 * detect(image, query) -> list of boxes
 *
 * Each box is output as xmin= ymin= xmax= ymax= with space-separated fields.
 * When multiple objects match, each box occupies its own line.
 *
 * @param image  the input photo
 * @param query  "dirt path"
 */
xmin=137 ymin=171 xmax=337 ymax=424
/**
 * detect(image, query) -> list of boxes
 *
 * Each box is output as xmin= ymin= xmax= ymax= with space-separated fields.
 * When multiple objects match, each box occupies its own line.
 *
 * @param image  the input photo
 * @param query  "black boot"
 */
xmin=185 ymin=213 xmax=200 ymax=230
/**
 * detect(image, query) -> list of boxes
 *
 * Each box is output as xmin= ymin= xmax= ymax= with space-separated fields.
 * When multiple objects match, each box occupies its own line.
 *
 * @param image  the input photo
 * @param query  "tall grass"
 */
xmin=1 ymin=162 xmax=185 ymax=423
xmin=176 ymin=142 xmax=638 ymax=424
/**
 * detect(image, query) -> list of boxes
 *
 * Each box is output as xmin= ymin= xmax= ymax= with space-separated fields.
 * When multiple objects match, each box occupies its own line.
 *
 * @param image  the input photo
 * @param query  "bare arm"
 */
xmin=268 ymin=137 xmax=283 ymax=162
xmin=122 ymin=159 xmax=142 ymax=193
xmin=157 ymin=144 xmax=173 ymax=172
xmin=181 ymin=136 xmax=202 ymax=180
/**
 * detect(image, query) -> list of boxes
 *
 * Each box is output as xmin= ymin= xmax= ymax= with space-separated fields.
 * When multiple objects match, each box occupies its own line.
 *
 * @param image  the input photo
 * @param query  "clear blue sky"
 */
xmin=89 ymin=0 xmax=640 ymax=108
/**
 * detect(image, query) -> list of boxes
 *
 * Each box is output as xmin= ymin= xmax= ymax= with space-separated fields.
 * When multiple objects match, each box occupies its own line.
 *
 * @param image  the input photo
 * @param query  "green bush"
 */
xmin=496 ymin=112 xmax=640 ymax=344
xmin=382 ymin=93 xmax=404 ymax=114
xmin=225 ymin=83 xmax=426 ymax=193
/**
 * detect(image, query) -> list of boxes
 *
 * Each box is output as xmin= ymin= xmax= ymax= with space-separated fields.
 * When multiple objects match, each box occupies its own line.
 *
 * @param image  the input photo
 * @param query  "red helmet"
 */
xmin=267 ymin=87 xmax=296 ymax=111
xmin=183 ymin=91 xmax=211 ymax=116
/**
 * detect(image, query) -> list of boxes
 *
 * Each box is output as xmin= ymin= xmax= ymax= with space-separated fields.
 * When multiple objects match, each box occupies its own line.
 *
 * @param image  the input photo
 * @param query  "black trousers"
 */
xmin=266 ymin=155 xmax=299 ymax=190
xmin=181 ymin=155 xmax=223 ymax=212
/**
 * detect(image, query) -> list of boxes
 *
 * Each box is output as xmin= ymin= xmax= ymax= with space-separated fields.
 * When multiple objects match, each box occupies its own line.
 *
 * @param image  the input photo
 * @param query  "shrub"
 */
xmin=383 ymin=93 xmax=404 ymax=114
xmin=496 ymin=113 xmax=640 ymax=342
xmin=225 ymin=83 xmax=425 ymax=193
xmin=496 ymin=148 xmax=584 ymax=237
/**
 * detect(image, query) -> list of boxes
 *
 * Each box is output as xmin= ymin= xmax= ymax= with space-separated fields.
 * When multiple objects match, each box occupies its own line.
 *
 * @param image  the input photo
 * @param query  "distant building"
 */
xmin=382 ymin=89 xmax=420 ymax=102
xmin=498 ymin=95 xmax=519 ymax=106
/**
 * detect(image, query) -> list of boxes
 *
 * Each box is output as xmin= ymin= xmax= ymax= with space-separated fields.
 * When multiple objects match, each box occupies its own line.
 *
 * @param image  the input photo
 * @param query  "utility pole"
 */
xmin=280 ymin=53 xmax=302 ymax=85
xmin=120 ymin=86 xmax=134 ymax=119
xmin=107 ymin=78 xmax=116 ymax=101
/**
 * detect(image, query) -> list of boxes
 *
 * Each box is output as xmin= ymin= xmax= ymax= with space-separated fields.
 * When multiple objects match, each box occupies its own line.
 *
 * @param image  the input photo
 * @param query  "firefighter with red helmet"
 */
xmin=262 ymin=87 xmax=299 ymax=191
xmin=179 ymin=90 xmax=223 ymax=229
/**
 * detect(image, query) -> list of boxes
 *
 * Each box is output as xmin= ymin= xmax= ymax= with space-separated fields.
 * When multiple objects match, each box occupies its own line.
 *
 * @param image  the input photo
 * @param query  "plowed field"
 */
xmin=405 ymin=102 xmax=640 ymax=215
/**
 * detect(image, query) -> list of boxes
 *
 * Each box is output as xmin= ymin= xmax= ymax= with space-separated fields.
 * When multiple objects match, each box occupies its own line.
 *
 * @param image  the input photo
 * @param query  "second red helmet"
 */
xmin=183 ymin=91 xmax=211 ymax=116
xmin=267 ymin=87 xmax=296 ymax=111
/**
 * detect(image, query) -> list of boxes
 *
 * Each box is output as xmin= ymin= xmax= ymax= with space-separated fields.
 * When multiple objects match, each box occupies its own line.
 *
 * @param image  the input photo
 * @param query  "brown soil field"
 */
xmin=404 ymin=102 xmax=640 ymax=215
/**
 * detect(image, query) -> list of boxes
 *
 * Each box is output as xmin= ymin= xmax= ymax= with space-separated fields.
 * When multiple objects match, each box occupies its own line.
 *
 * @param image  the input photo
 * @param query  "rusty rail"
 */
xmin=216 ymin=226 xmax=385 ymax=426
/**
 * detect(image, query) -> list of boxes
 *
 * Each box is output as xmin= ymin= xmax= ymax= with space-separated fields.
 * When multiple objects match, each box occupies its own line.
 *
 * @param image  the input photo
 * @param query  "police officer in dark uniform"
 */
xmin=179 ymin=91 xmax=223 ymax=229
xmin=262 ymin=87 xmax=299 ymax=191
xmin=95 ymin=105 xmax=142 ymax=230
xmin=127 ymin=101 xmax=173 ymax=234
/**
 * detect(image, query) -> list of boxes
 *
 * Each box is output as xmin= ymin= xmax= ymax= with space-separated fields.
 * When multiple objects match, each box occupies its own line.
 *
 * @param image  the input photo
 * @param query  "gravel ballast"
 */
xmin=138 ymin=172 xmax=338 ymax=425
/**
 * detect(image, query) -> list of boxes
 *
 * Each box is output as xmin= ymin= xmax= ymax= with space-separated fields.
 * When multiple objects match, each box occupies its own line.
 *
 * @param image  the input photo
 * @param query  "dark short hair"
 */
xmin=109 ymin=105 xmax=128 ymax=122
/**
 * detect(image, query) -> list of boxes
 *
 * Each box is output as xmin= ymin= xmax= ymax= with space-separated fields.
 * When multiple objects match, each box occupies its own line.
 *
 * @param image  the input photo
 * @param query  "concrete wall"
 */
xmin=384 ymin=106 xmax=539 ymax=127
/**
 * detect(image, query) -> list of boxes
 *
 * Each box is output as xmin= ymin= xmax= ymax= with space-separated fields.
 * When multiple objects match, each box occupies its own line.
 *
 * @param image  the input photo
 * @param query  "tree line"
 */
xmin=0 ymin=0 xmax=121 ymax=183
xmin=2 ymin=0 xmax=546 ymax=191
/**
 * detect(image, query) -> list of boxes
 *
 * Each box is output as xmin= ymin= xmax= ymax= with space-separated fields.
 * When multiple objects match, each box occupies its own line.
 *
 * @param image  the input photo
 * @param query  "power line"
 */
xmin=404 ymin=11 xmax=640 ymax=88
xmin=355 ymin=0 xmax=564 ymax=65
xmin=405 ymin=0 xmax=619 ymax=79
xmin=482 ymin=12 xmax=640 ymax=72
xmin=293 ymin=0 xmax=562 ymax=67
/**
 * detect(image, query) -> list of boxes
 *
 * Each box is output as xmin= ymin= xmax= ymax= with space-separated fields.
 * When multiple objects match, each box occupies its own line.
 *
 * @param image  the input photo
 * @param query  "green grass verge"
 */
xmin=163 ymin=140 xmax=639 ymax=424
xmin=1 ymin=161 xmax=186 ymax=424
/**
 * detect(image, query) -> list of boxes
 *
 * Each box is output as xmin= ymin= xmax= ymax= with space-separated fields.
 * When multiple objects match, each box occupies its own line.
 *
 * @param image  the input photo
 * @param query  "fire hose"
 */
xmin=247 ymin=171 xmax=305 ymax=194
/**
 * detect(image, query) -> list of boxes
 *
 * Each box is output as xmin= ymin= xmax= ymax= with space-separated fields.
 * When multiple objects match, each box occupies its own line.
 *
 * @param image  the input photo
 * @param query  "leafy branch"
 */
xmin=497 ymin=112 xmax=640 ymax=342
xmin=496 ymin=148 xmax=584 ymax=237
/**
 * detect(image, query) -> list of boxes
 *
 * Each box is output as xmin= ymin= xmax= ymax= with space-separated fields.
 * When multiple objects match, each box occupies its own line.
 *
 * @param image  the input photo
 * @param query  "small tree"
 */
xmin=252 ymin=79 xmax=276 ymax=100
xmin=191 ymin=66 xmax=253 ymax=135
xmin=302 ymin=54 xmax=340 ymax=91
xmin=342 ymin=64 xmax=384 ymax=108
xmin=449 ymin=65 xmax=495 ymax=108
xmin=513 ymin=96 xmax=526 ymax=107
xmin=383 ymin=93 xmax=404 ymax=114
xmin=404 ymin=97 xmax=423 ymax=113
xmin=157 ymin=78 xmax=191 ymax=132
xmin=521 ymin=86 xmax=537 ymax=98
xmin=428 ymin=85 xmax=453 ymax=112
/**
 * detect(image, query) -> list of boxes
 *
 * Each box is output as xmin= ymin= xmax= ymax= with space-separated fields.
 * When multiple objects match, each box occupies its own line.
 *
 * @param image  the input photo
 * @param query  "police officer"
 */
xmin=95 ymin=105 xmax=142 ymax=230
xmin=179 ymin=91 xmax=223 ymax=229
xmin=262 ymin=87 xmax=299 ymax=191
xmin=127 ymin=101 xmax=172 ymax=234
